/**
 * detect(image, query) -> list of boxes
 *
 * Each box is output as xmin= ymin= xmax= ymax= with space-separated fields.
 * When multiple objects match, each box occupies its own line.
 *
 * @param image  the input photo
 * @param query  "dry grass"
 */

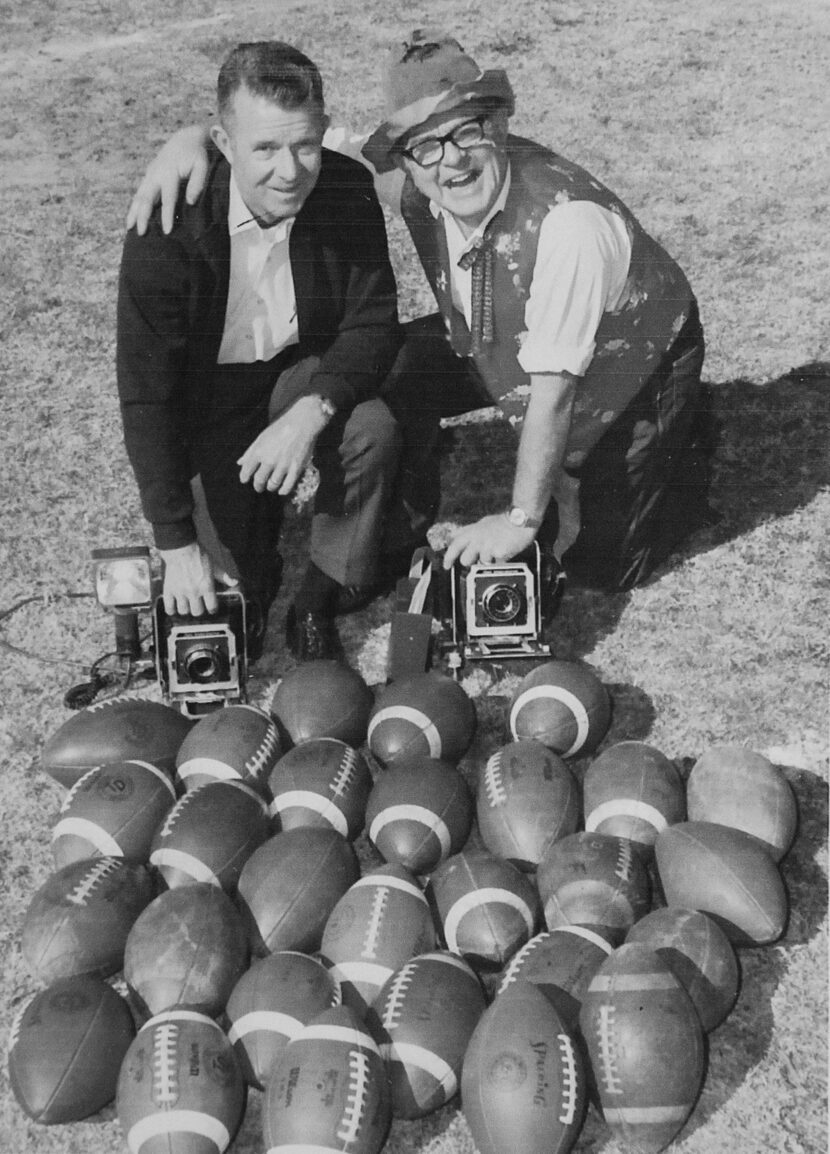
xmin=1 ymin=1 xmax=828 ymax=1153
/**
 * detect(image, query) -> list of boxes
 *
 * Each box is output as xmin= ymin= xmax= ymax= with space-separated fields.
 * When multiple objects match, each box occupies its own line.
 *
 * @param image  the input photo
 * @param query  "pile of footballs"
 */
xmin=8 ymin=656 xmax=797 ymax=1154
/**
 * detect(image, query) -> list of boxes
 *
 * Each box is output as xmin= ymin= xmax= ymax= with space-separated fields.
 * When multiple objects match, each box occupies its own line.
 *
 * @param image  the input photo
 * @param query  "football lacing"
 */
xmin=153 ymin=1020 xmax=180 ymax=1105
xmin=339 ymin=1049 xmax=370 ymax=1144
xmin=380 ymin=961 xmax=416 ymax=1029
xmin=596 ymin=1005 xmax=624 ymax=1096
xmin=331 ymin=748 xmax=358 ymax=798
xmin=498 ymin=931 xmax=549 ymax=992
xmin=558 ymin=1033 xmax=580 ymax=1125
xmin=483 ymin=750 xmax=508 ymax=807
xmin=614 ymin=838 xmax=633 ymax=884
xmin=245 ymin=720 xmax=280 ymax=779
xmin=363 ymin=885 xmax=390 ymax=960
xmin=66 ymin=857 xmax=121 ymax=905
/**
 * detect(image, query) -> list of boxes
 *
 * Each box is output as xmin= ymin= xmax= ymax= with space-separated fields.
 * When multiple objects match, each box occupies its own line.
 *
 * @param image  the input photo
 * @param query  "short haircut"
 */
xmin=217 ymin=41 xmax=325 ymax=123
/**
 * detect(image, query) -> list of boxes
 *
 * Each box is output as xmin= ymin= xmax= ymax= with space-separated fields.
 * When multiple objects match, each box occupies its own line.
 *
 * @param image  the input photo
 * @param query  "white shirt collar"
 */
xmin=228 ymin=173 xmax=294 ymax=243
xmin=429 ymin=165 xmax=512 ymax=255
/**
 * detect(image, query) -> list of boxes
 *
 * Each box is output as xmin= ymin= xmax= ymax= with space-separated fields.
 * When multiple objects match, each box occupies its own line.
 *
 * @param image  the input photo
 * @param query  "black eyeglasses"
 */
xmin=398 ymin=116 xmax=490 ymax=168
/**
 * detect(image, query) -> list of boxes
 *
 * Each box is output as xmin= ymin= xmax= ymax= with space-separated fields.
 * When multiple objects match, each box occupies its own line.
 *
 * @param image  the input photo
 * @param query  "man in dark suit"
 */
xmin=117 ymin=41 xmax=401 ymax=661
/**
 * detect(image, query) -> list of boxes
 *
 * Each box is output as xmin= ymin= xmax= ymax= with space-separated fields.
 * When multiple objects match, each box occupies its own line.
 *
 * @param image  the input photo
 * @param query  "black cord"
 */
xmin=0 ymin=591 xmax=98 ymax=670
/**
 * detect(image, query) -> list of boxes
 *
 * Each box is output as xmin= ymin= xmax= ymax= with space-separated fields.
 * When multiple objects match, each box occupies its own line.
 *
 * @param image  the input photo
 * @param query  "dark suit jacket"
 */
xmin=117 ymin=147 xmax=401 ymax=550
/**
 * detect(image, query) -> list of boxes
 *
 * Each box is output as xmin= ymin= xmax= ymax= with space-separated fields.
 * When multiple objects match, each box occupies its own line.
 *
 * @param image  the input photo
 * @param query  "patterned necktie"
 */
xmin=457 ymin=214 xmax=500 ymax=356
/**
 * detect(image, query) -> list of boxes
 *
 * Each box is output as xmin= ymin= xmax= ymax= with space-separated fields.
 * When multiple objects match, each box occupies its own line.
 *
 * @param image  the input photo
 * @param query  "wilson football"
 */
xmin=22 ymin=856 xmax=156 ymax=982
xmin=476 ymin=739 xmax=579 ymax=869
xmin=268 ymin=737 xmax=372 ymax=839
xmin=175 ymin=703 xmax=280 ymax=792
xmin=320 ymin=864 xmax=436 ymax=1016
xmin=369 ymin=950 xmax=486 ymax=1118
xmin=367 ymin=671 xmax=476 ymax=768
xmin=583 ymin=741 xmax=686 ymax=855
xmin=237 ymin=827 xmax=360 ymax=956
xmin=8 ymin=975 xmax=135 ymax=1124
xmin=580 ymin=943 xmax=705 ymax=1153
xmin=41 ymin=695 xmax=192 ymax=789
xmin=117 ymin=1009 xmax=245 ymax=1154
xmin=365 ymin=757 xmax=473 ymax=874
xmin=52 ymin=758 xmax=176 ymax=867
xmin=269 ymin=659 xmax=375 ymax=747
xmin=149 ymin=779 xmax=271 ymax=892
xmin=462 ymin=978 xmax=586 ymax=1154
xmin=508 ymin=660 xmax=611 ymax=758
xmin=124 ymin=882 xmax=248 ymax=1019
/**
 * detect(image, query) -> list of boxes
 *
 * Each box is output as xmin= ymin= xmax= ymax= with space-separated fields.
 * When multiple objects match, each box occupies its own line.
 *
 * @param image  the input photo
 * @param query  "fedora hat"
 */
xmin=362 ymin=30 xmax=514 ymax=173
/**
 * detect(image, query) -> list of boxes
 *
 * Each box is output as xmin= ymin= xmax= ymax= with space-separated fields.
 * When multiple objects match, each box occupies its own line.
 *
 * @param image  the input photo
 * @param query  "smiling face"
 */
xmin=211 ymin=84 xmax=328 ymax=225
xmin=399 ymin=106 xmax=510 ymax=234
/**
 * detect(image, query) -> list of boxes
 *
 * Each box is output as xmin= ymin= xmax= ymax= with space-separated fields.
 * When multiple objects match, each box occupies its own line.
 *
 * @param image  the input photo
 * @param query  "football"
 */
xmin=22 ymin=856 xmax=156 ymax=982
xmin=149 ymin=779 xmax=271 ymax=892
xmin=320 ymin=864 xmax=436 ymax=1016
xmin=52 ymin=758 xmax=176 ymax=867
xmin=8 ymin=975 xmax=135 ymax=1124
xmin=508 ymin=660 xmax=611 ymax=758
xmin=226 ymin=951 xmax=342 ymax=1090
xmin=655 ymin=820 xmax=788 ymax=945
xmin=497 ymin=925 xmax=615 ymax=1029
xmin=626 ymin=907 xmax=740 ymax=1031
xmin=41 ymin=694 xmax=192 ymax=789
xmin=686 ymin=745 xmax=798 ymax=861
xmin=268 ymin=737 xmax=372 ymax=839
xmin=175 ymin=703 xmax=280 ymax=793
xmin=536 ymin=831 xmax=652 ymax=944
xmin=237 ymin=826 xmax=360 ymax=956
xmin=583 ymin=741 xmax=686 ymax=855
xmin=124 ymin=882 xmax=248 ymax=1019
xmin=117 ymin=1009 xmax=245 ymax=1154
xmin=369 ymin=950 xmax=486 ymax=1119
xmin=462 ymin=978 xmax=586 ymax=1154
xmin=269 ymin=659 xmax=375 ymax=747
xmin=367 ymin=670 xmax=476 ymax=768
xmin=476 ymin=739 xmax=579 ymax=869
xmin=579 ymin=943 xmax=706 ymax=1154
xmin=427 ymin=848 xmax=540 ymax=969
xmin=262 ymin=1005 xmax=391 ymax=1154
xmin=365 ymin=757 xmax=474 ymax=874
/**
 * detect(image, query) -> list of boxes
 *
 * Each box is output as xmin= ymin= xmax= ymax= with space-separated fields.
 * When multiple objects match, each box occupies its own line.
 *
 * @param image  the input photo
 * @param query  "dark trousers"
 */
xmin=189 ymin=352 xmax=400 ymax=606
xmin=380 ymin=307 xmax=713 ymax=591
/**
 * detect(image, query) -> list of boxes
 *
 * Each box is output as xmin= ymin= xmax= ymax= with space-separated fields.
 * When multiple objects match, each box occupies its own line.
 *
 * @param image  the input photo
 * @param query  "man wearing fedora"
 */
xmin=129 ymin=30 xmax=715 ymax=594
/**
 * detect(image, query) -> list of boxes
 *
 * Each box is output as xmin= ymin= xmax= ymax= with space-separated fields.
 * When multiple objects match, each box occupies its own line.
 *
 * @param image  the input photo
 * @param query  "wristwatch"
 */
xmin=505 ymin=505 xmax=542 ymax=529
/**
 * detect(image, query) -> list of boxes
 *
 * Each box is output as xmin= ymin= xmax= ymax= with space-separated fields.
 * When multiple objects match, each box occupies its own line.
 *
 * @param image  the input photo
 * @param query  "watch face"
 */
xmin=508 ymin=507 xmax=527 ymax=527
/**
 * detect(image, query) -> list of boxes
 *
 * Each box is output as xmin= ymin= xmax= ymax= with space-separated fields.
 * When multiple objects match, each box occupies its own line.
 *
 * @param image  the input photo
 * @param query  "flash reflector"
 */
xmin=92 ymin=546 xmax=153 ymax=608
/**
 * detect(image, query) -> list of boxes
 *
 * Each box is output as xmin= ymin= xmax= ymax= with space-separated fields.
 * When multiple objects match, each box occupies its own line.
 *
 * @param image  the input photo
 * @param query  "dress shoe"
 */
xmin=335 ymin=537 xmax=429 ymax=616
xmin=285 ymin=604 xmax=340 ymax=661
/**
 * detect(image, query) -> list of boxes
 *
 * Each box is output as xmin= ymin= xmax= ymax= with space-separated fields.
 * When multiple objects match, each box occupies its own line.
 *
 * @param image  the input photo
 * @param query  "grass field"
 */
xmin=1 ymin=1 xmax=828 ymax=1153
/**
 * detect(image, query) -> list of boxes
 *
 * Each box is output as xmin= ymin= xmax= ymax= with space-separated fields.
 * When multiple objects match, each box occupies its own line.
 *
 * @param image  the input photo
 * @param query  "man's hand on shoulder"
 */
xmin=126 ymin=125 xmax=212 ymax=237
xmin=159 ymin=542 xmax=218 ymax=616
xmin=443 ymin=514 xmax=537 ymax=570
xmin=238 ymin=395 xmax=332 ymax=495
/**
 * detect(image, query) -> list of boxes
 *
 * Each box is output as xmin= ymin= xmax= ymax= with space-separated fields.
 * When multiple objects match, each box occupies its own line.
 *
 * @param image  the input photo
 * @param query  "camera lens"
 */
xmin=181 ymin=643 xmax=229 ymax=684
xmin=481 ymin=582 xmax=526 ymax=624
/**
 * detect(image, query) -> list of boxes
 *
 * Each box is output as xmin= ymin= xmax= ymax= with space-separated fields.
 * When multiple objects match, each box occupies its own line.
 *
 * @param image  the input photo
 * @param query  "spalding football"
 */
xmin=626 ymin=907 xmax=740 ymax=1031
xmin=497 ymin=925 xmax=615 ymax=1030
xmin=175 ymin=703 xmax=280 ymax=793
xmin=536 ymin=832 xmax=652 ymax=944
xmin=427 ymin=848 xmax=540 ymax=969
xmin=124 ymin=882 xmax=248 ymax=1019
xmin=270 ymin=659 xmax=374 ymax=747
xmin=686 ymin=745 xmax=798 ymax=861
xmin=365 ymin=757 xmax=473 ymax=874
xmin=237 ymin=827 xmax=360 ymax=956
xmin=462 ymin=978 xmax=586 ymax=1154
xmin=583 ymin=741 xmax=686 ymax=855
xmin=320 ymin=864 xmax=436 ymax=1016
xmin=9 ymin=975 xmax=135 ymax=1124
xmin=262 ymin=1005 xmax=390 ymax=1154
xmin=52 ymin=759 xmax=176 ymax=867
xmin=41 ymin=695 xmax=193 ymax=789
xmin=655 ymin=821 xmax=788 ymax=945
xmin=367 ymin=671 xmax=476 ymax=768
xmin=149 ymin=780 xmax=271 ymax=892
xmin=579 ymin=943 xmax=705 ymax=1154
xmin=22 ymin=857 xmax=156 ymax=982
xmin=226 ymin=951 xmax=341 ymax=1090
xmin=476 ymin=739 xmax=579 ymax=869
xmin=117 ymin=1009 xmax=245 ymax=1154
xmin=369 ymin=950 xmax=486 ymax=1119
xmin=508 ymin=660 xmax=611 ymax=758
xmin=268 ymin=738 xmax=372 ymax=839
